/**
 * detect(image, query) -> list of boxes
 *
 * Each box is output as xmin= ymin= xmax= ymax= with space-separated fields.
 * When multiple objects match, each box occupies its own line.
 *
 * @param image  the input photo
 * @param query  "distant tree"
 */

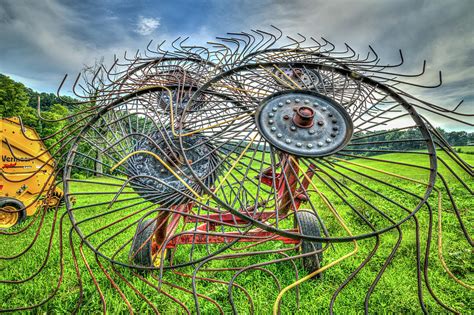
xmin=0 ymin=74 xmax=30 ymax=118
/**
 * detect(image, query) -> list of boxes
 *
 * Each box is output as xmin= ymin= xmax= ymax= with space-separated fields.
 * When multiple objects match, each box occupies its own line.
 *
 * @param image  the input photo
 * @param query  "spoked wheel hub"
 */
xmin=127 ymin=130 xmax=219 ymax=206
xmin=255 ymin=90 xmax=353 ymax=157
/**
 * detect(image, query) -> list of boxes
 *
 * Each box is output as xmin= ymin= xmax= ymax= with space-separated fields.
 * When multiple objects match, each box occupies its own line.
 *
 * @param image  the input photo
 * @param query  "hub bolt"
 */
xmin=293 ymin=106 xmax=315 ymax=128
xmin=296 ymin=142 xmax=302 ymax=147
xmin=277 ymin=133 xmax=283 ymax=138
xmin=286 ymin=99 xmax=291 ymax=104
xmin=307 ymin=143 xmax=313 ymax=148
xmin=295 ymin=98 xmax=300 ymax=103
xmin=317 ymin=121 xmax=324 ymax=126
xmin=309 ymin=129 xmax=315 ymax=134
xmin=268 ymin=119 xmax=274 ymax=124
xmin=269 ymin=113 xmax=274 ymax=117
xmin=326 ymin=138 xmax=332 ymax=143
xmin=290 ymin=126 xmax=296 ymax=131
xmin=285 ymin=139 xmax=292 ymax=144
xmin=318 ymin=142 xmax=324 ymax=146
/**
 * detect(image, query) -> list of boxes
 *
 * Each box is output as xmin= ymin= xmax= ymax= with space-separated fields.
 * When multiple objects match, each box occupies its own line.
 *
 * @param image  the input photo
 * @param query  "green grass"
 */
xmin=0 ymin=151 xmax=473 ymax=314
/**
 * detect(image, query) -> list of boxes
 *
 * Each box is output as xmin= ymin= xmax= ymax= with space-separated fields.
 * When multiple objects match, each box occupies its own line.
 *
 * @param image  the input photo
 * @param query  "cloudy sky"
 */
xmin=0 ymin=0 xmax=472 ymax=128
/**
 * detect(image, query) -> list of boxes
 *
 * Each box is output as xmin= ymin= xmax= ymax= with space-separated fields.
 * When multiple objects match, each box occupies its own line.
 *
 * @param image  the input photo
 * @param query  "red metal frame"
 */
xmin=152 ymin=155 xmax=315 ymax=253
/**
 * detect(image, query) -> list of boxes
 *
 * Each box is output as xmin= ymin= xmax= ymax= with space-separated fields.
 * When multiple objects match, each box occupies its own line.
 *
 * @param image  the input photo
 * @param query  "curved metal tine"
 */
xmin=409 ymin=102 xmax=474 ymax=126
xmin=320 ymin=37 xmax=336 ymax=53
xmin=224 ymin=32 xmax=254 ymax=66
xmin=249 ymin=29 xmax=266 ymax=53
xmin=280 ymin=34 xmax=303 ymax=49
xmin=351 ymin=47 xmax=401 ymax=70
xmin=324 ymin=41 xmax=350 ymax=56
xmin=55 ymin=74 xmax=91 ymax=105
xmin=268 ymin=25 xmax=283 ymax=44
xmin=367 ymin=60 xmax=427 ymax=79
xmin=171 ymin=37 xmax=192 ymax=58
xmin=208 ymin=42 xmax=232 ymax=68
xmin=178 ymin=37 xmax=203 ymax=60
xmin=177 ymin=37 xmax=195 ymax=56
xmin=231 ymin=32 xmax=257 ymax=63
xmin=144 ymin=39 xmax=155 ymax=58
xmin=377 ymin=71 xmax=444 ymax=89
xmin=216 ymin=36 xmax=242 ymax=65
xmin=157 ymin=40 xmax=176 ymax=57
xmin=186 ymin=43 xmax=212 ymax=64
xmin=309 ymin=36 xmax=324 ymax=51
xmin=255 ymin=28 xmax=278 ymax=51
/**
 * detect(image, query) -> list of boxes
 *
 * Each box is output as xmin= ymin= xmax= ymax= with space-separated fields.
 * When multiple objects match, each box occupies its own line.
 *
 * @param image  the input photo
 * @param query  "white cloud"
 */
xmin=135 ymin=16 xmax=160 ymax=36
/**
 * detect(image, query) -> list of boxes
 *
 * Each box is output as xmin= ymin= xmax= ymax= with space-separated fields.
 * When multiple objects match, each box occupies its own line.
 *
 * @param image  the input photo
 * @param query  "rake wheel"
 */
xmin=179 ymin=62 xmax=437 ymax=242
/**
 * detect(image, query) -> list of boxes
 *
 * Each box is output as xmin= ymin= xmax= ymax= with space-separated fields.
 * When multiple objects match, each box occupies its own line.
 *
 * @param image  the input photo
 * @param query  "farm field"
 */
xmin=0 ymin=150 xmax=472 ymax=314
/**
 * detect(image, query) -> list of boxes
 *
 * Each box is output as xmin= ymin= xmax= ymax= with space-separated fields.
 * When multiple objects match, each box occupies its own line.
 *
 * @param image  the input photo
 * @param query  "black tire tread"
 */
xmin=296 ymin=211 xmax=323 ymax=274
xmin=129 ymin=219 xmax=155 ymax=266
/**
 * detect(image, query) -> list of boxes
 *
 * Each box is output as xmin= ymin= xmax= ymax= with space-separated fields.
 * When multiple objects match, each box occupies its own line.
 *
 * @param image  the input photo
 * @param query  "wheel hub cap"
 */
xmin=256 ymin=91 xmax=353 ymax=157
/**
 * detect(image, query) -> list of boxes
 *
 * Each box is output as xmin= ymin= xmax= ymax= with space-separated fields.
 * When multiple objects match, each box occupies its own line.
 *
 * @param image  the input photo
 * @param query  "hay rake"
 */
xmin=1 ymin=27 xmax=472 ymax=314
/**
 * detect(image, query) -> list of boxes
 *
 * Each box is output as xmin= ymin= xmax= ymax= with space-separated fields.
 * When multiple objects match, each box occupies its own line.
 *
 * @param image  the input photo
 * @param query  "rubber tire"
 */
xmin=0 ymin=197 xmax=26 ymax=228
xmin=295 ymin=211 xmax=323 ymax=275
xmin=129 ymin=219 xmax=156 ymax=266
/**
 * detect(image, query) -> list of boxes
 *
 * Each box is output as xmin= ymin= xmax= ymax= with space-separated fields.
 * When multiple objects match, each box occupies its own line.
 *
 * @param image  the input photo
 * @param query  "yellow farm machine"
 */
xmin=0 ymin=117 xmax=64 ymax=229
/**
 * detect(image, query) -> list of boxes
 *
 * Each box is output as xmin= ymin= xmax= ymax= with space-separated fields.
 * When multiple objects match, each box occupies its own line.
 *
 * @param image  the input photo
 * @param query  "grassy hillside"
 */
xmin=0 ymin=151 xmax=472 ymax=314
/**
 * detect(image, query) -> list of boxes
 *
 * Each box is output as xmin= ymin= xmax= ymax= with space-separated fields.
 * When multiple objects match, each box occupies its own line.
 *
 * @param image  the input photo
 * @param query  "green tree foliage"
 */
xmin=0 ymin=74 xmax=31 ymax=119
xmin=0 ymin=74 xmax=70 ymax=148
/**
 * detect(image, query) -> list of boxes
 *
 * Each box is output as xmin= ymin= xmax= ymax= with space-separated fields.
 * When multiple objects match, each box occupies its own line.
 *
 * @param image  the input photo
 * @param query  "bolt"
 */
xmin=326 ymin=138 xmax=332 ymax=143
xmin=283 ymin=115 xmax=290 ymax=120
xmin=277 ymin=133 xmax=283 ymax=138
xmin=268 ymin=119 xmax=274 ymax=124
xmin=331 ymin=133 xmax=337 ymax=137
xmin=304 ymin=99 xmax=309 ymax=104
xmin=285 ymin=139 xmax=292 ymax=144
xmin=271 ymin=127 xmax=277 ymax=132
xmin=272 ymin=107 xmax=278 ymax=112
xmin=313 ymin=102 xmax=319 ymax=107
xmin=333 ymin=126 xmax=339 ymax=131
xmin=307 ymin=143 xmax=313 ymax=148
xmin=328 ymin=113 xmax=333 ymax=117
xmin=290 ymin=126 xmax=296 ymax=131
xmin=318 ymin=142 xmax=324 ymax=146
xmin=309 ymin=129 xmax=315 ymax=134
xmin=322 ymin=107 xmax=327 ymax=111
xmin=278 ymin=102 xmax=284 ymax=107
xmin=286 ymin=99 xmax=291 ymax=104
xmin=296 ymin=142 xmax=302 ymax=147
xmin=332 ymin=119 xmax=338 ymax=123
xmin=269 ymin=113 xmax=274 ymax=117
xmin=317 ymin=121 xmax=324 ymax=126
xmin=295 ymin=98 xmax=300 ymax=103
xmin=293 ymin=106 xmax=315 ymax=128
